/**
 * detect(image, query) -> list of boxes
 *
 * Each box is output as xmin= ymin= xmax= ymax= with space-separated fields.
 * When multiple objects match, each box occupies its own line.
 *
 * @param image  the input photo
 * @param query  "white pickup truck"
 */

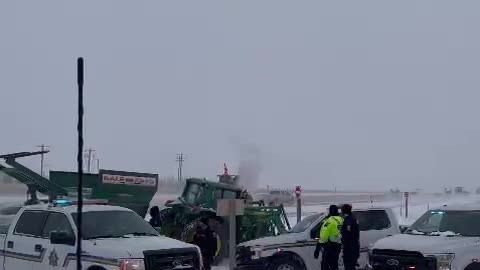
xmin=237 ymin=207 xmax=401 ymax=270
xmin=0 ymin=200 xmax=202 ymax=270
xmin=369 ymin=203 xmax=480 ymax=270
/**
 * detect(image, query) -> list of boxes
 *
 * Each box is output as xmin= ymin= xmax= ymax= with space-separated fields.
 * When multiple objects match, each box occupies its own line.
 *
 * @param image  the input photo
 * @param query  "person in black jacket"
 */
xmin=340 ymin=204 xmax=360 ymax=270
xmin=148 ymin=206 xmax=161 ymax=228
xmin=192 ymin=217 xmax=218 ymax=270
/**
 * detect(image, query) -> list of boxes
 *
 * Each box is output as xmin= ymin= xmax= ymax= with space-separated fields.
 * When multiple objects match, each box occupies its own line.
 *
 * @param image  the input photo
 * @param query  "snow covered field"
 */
xmin=285 ymin=194 xmax=480 ymax=227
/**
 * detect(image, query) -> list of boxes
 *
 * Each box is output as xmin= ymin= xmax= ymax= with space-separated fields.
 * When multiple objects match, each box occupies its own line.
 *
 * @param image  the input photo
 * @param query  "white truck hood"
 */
xmin=239 ymin=233 xmax=304 ymax=248
xmin=373 ymin=234 xmax=480 ymax=254
xmin=85 ymin=235 xmax=198 ymax=258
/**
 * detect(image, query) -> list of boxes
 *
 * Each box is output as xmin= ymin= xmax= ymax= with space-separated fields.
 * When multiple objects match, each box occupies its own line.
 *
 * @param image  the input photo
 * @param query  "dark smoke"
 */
xmin=228 ymin=137 xmax=262 ymax=191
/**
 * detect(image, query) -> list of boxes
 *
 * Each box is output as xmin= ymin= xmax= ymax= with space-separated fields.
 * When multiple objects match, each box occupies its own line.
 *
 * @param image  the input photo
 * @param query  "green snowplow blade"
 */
xmin=0 ymin=163 xmax=68 ymax=197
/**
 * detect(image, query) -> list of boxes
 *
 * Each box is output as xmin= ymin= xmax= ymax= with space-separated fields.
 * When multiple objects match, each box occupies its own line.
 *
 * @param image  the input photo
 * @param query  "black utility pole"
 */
xmin=176 ymin=153 xmax=185 ymax=182
xmin=95 ymin=158 xmax=100 ymax=172
xmin=85 ymin=148 xmax=95 ymax=173
xmin=76 ymin=57 xmax=84 ymax=270
xmin=36 ymin=144 xmax=50 ymax=177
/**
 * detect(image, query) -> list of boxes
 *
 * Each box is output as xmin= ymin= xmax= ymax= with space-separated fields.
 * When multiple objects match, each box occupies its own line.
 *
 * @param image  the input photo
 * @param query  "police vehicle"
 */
xmin=369 ymin=203 xmax=480 ymax=270
xmin=0 ymin=199 xmax=202 ymax=270
xmin=236 ymin=207 xmax=400 ymax=270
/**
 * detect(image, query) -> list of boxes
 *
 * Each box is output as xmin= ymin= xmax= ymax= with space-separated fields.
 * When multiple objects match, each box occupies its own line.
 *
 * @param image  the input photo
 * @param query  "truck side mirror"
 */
xmin=399 ymin=225 xmax=409 ymax=234
xmin=50 ymin=231 xmax=75 ymax=246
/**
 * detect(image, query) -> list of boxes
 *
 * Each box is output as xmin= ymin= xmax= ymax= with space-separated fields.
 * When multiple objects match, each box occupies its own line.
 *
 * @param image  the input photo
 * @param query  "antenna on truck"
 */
xmin=76 ymin=57 xmax=85 ymax=270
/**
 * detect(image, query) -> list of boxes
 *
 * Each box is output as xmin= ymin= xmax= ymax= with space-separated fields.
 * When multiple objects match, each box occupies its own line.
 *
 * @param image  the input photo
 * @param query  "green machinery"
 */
xmin=49 ymin=169 xmax=158 ymax=218
xmin=0 ymin=151 xmax=158 ymax=218
xmin=157 ymin=172 xmax=291 ymax=261
xmin=1 ymin=150 xmax=291 ymax=260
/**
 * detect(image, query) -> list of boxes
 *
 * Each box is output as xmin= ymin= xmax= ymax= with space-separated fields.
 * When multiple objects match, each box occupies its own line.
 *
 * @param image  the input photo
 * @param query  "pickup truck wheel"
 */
xmin=465 ymin=262 xmax=480 ymax=270
xmin=269 ymin=257 xmax=302 ymax=270
xmin=87 ymin=266 xmax=106 ymax=270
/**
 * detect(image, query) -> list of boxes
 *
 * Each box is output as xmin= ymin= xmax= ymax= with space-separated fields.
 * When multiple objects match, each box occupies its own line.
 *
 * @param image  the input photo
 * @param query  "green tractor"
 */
xmin=157 ymin=172 xmax=291 ymax=262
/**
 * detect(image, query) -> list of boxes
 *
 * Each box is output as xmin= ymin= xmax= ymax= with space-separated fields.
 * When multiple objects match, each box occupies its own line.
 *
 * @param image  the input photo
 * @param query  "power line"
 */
xmin=84 ymin=148 xmax=95 ymax=173
xmin=176 ymin=153 xmax=185 ymax=182
xmin=36 ymin=144 xmax=51 ymax=177
xmin=95 ymin=157 xmax=100 ymax=173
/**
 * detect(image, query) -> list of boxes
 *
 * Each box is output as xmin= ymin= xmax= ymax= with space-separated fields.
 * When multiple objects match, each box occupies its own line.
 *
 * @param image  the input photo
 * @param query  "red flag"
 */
xmin=224 ymin=163 xmax=229 ymax=175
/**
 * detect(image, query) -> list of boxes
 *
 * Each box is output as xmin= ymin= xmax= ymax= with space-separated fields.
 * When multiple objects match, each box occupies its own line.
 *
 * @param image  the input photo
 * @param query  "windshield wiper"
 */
xmin=429 ymin=231 xmax=461 ymax=237
xmin=406 ymin=230 xmax=427 ymax=235
xmin=85 ymin=234 xmax=126 ymax=240
xmin=124 ymin=232 xmax=158 ymax=236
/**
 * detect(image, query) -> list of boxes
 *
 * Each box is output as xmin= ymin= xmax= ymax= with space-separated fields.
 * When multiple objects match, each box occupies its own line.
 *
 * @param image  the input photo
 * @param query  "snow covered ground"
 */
xmin=1 ymin=193 xmax=479 ymax=270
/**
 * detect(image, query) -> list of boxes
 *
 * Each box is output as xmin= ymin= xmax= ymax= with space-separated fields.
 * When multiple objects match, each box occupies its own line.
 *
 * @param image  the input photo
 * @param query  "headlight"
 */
xmin=425 ymin=254 xmax=455 ymax=270
xmin=366 ymin=250 xmax=373 ymax=269
xmin=250 ymin=246 xmax=264 ymax=259
xmin=119 ymin=259 xmax=145 ymax=270
xmin=195 ymin=246 xmax=204 ymax=269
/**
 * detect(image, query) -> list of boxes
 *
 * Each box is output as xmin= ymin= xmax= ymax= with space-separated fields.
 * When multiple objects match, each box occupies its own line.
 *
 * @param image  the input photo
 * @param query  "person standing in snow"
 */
xmin=314 ymin=205 xmax=344 ymax=270
xmin=341 ymin=204 xmax=360 ymax=270
xmin=192 ymin=217 xmax=217 ymax=270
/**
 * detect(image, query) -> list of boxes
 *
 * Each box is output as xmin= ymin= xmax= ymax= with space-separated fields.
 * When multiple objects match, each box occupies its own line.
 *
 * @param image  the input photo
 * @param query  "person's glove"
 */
xmin=313 ymin=243 xmax=323 ymax=259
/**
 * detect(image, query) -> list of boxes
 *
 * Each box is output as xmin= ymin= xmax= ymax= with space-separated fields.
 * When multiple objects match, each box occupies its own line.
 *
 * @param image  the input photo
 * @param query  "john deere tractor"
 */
xmin=157 ymin=173 xmax=291 ymax=262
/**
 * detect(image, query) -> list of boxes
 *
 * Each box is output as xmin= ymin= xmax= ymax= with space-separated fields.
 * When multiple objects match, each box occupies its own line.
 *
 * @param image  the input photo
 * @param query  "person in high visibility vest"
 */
xmin=314 ymin=205 xmax=344 ymax=270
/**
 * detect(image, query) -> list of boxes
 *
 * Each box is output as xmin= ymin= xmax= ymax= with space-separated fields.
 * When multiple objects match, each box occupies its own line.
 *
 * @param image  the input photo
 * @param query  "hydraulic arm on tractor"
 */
xmin=0 ymin=151 xmax=68 ymax=204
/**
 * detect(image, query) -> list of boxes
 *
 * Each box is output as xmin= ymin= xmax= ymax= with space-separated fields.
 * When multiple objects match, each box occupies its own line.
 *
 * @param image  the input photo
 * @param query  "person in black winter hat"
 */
xmin=192 ymin=217 xmax=218 ymax=270
xmin=341 ymin=204 xmax=360 ymax=270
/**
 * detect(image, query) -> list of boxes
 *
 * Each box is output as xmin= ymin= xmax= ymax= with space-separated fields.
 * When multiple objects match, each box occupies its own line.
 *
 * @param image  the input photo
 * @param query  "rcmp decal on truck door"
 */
xmin=48 ymin=249 xmax=59 ymax=267
xmin=0 ymin=248 xmax=47 ymax=262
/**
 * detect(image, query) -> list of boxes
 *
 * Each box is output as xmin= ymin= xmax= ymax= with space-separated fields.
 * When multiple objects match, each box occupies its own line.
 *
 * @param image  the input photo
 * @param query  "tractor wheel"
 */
xmin=180 ymin=220 xmax=198 ymax=243
xmin=158 ymin=208 xmax=176 ymax=238
xmin=159 ymin=207 xmax=174 ymax=222
xmin=180 ymin=219 xmax=228 ymax=266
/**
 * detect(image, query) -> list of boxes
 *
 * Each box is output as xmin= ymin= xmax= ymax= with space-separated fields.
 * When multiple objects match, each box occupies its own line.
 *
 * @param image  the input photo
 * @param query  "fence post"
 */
xmin=404 ymin=192 xmax=409 ymax=219
xmin=229 ymin=200 xmax=236 ymax=270
xmin=295 ymin=186 xmax=302 ymax=223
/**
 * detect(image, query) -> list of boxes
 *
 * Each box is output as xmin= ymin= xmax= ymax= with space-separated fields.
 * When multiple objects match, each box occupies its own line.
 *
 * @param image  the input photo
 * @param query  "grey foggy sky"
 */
xmin=1 ymin=1 xmax=480 ymax=191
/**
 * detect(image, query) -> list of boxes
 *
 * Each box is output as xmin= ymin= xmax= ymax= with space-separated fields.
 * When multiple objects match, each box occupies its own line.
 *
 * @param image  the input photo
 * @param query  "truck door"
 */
xmin=4 ymin=210 xmax=49 ymax=270
xmin=37 ymin=211 xmax=76 ymax=270
xmin=353 ymin=209 xmax=396 ymax=268
xmin=306 ymin=215 xmax=326 ymax=270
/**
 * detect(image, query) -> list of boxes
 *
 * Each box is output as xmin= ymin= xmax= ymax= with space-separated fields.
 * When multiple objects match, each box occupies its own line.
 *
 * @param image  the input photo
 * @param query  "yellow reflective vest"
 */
xmin=319 ymin=215 xmax=344 ymax=244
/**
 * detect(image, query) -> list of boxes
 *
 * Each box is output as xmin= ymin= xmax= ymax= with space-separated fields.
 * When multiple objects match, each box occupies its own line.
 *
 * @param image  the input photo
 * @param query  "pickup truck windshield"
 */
xmin=289 ymin=213 xmax=322 ymax=233
xmin=72 ymin=210 xmax=160 ymax=239
xmin=407 ymin=210 xmax=480 ymax=236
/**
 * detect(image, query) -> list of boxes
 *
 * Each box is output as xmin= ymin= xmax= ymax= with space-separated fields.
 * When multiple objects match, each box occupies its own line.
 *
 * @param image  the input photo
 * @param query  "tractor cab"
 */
xmin=178 ymin=178 xmax=243 ymax=210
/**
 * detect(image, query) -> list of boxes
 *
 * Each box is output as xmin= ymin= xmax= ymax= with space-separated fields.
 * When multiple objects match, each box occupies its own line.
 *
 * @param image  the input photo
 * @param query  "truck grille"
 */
xmin=371 ymin=249 xmax=436 ymax=270
xmin=144 ymin=248 xmax=200 ymax=270
xmin=236 ymin=246 xmax=253 ymax=264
